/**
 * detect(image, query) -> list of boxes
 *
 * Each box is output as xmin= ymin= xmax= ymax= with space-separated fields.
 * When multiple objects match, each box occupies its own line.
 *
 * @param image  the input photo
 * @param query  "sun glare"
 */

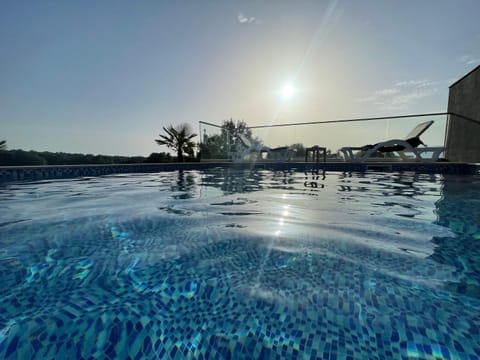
xmin=281 ymin=83 xmax=296 ymax=100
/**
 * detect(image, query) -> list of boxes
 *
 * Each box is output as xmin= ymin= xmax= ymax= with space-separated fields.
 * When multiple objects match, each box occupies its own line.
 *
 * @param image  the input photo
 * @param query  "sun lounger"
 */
xmin=232 ymin=134 xmax=293 ymax=161
xmin=339 ymin=120 xmax=444 ymax=162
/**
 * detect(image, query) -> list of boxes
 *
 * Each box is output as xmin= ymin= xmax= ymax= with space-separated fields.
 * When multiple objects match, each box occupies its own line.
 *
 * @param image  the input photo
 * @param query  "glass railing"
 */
xmin=198 ymin=121 xmax=233 ymax=161
xmin=199 ymin=112 xmax=449 ymax=161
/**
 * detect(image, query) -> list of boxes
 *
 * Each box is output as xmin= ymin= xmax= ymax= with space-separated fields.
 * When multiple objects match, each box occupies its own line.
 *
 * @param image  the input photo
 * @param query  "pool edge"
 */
xmin=0 ymin=162 xmax=479 ymax=182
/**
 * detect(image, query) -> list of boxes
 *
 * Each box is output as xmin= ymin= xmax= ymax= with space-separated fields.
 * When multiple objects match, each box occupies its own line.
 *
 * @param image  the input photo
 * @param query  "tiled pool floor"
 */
xmin=0 ymin=170 xmax=479 ymax=359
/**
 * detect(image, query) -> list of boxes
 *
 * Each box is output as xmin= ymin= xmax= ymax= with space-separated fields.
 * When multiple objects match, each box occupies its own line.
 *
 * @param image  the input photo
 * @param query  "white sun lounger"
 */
xmin=339 ymin=120 xmax=444 ymax=162
xmin=231 ymin=134 xmax=293 ymax=161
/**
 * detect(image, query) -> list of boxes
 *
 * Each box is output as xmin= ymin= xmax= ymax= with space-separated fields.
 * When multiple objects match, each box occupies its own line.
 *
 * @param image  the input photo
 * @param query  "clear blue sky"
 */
xmin=1 ymin=0 xmax=479 ymax=156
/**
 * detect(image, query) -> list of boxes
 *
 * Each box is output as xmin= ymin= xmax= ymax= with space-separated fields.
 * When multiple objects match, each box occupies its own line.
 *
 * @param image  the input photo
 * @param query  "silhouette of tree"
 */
xmin=0 ymin=140 xmax=6 ymax=151
xmin=289 ymin=143 xmax=305 ymax=158
xmin=146 ymin=152 xmax=173 ymax=163
xmin=198 ymin=119 xmax=254 ymax=160
xmin=155 ymin=123 xmax=197 ymax=162
xmin=221 ymin=119 xmax=252 ymax=148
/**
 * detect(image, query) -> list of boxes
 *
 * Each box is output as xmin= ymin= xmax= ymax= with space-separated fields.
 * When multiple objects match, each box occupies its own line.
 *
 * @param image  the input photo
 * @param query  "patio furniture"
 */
xmin=305 ymin=145 xmax=326 ymax=163
xmin=233 ymin=134 xmax=293 ymax=161
xmin=339 ymin=120 xmax=444 ymax=162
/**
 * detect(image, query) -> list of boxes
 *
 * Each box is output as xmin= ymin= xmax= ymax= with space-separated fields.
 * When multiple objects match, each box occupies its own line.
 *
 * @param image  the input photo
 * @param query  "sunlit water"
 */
xmin=0 ymin=169 xmax=479 ymax=359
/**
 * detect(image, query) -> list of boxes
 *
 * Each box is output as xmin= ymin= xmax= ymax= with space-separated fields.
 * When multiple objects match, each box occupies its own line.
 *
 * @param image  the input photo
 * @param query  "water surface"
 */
xmin=0 ymin=169 xmax=479 ymax=359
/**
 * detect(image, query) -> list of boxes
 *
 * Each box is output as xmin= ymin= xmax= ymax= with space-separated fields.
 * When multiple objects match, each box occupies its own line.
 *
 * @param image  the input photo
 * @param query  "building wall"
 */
xmin=446 ymin=65 xmax=480 ymax=162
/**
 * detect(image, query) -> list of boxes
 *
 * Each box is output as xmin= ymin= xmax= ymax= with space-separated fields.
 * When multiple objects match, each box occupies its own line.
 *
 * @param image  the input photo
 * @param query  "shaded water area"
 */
xmin=0 ymin=168 xmax=479 ymax=359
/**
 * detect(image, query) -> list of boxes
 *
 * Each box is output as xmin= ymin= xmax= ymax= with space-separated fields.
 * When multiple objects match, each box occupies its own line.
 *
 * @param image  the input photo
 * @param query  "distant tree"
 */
xmin=289 ymin=143 xmax=305 ymax=159
xmin=221 ymin=119 xmax=252 ymax=149
xmin=123 ymin=156 xmax=146 ymax=164
xmin=198 ymin=119 xmax=257 ymax=160
xmin=198 ymin=134 xmax=227 ymax=159
xmin=0 ymin=149 xmax=148 ymax=166
xmin=0 ymin=140 xmax=6 ymax=151
xmin=155 ymin=123 xmax=197 ymax=162
xmin=1 ymin=150 xmax=47 ymax=166
xmin=146 ymin=152 xmax=173 ymax=163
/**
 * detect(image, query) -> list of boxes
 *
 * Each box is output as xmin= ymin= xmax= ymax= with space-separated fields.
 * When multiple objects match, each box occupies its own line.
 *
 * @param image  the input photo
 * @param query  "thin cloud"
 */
xmin=358 ymin=79 xmax=439 ymax=111
xmin=459 ymin=55 xmax=480 ymax=65
xmin=393 ymin=79 xmax=432 ymax=88
xmin=376 ymin=88 xmax=401 ymax=96
xmin=390 ymin=89 xmax=438 ymax=106
xmin=357 ymin=88 xmax=400 ymax=103
xmin=237 ymin=12 xmax=258 ymax=24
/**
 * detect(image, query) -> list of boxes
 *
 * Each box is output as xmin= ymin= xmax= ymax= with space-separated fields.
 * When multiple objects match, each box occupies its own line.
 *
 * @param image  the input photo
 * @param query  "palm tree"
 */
xmin=0 ymin=140 xmax=6 ymax=151
xmin=155 ymin=123 xmax=197 ymax=162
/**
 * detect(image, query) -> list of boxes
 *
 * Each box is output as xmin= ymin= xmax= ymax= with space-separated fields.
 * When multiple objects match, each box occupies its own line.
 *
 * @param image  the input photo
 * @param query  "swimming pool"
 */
xmin=0 ymin=168 xmax=479 ymax=359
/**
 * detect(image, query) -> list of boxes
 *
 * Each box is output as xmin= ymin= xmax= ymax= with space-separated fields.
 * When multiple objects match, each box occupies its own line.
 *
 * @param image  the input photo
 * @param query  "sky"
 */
xmin=1 ymin=0 xmax=479 ymax=156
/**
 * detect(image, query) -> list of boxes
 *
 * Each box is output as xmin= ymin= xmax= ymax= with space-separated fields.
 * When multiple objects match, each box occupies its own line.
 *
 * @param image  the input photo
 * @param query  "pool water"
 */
xmin=0 ymin=169 xmax=479 ymax=359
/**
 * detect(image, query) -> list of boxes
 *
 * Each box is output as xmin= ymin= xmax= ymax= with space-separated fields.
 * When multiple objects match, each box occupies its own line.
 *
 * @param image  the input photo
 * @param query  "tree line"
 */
xmin=0 ymin=124 xmax=198 ymax=166
xmin=0 ymin=149 xmax=181 ymax=166
xmin=1 ymin=120 xmax=334 ymax=166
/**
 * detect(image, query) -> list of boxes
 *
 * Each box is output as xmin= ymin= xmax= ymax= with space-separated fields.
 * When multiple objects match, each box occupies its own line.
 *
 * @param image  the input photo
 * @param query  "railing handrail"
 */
xmin=248 ymin=112 xmax=448 ymax=129
xmin=199 ymin=120 xmax=222 ymax=128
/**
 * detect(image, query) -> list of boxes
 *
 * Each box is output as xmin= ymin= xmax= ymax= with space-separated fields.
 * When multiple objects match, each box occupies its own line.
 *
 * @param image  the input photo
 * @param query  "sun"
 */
xmin=281 ymin=83 xmax=296 ymax=100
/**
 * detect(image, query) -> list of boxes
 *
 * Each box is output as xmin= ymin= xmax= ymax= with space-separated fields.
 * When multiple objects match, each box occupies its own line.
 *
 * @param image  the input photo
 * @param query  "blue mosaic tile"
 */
xmin=1 ymin=170 xmax=479 ymax=359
